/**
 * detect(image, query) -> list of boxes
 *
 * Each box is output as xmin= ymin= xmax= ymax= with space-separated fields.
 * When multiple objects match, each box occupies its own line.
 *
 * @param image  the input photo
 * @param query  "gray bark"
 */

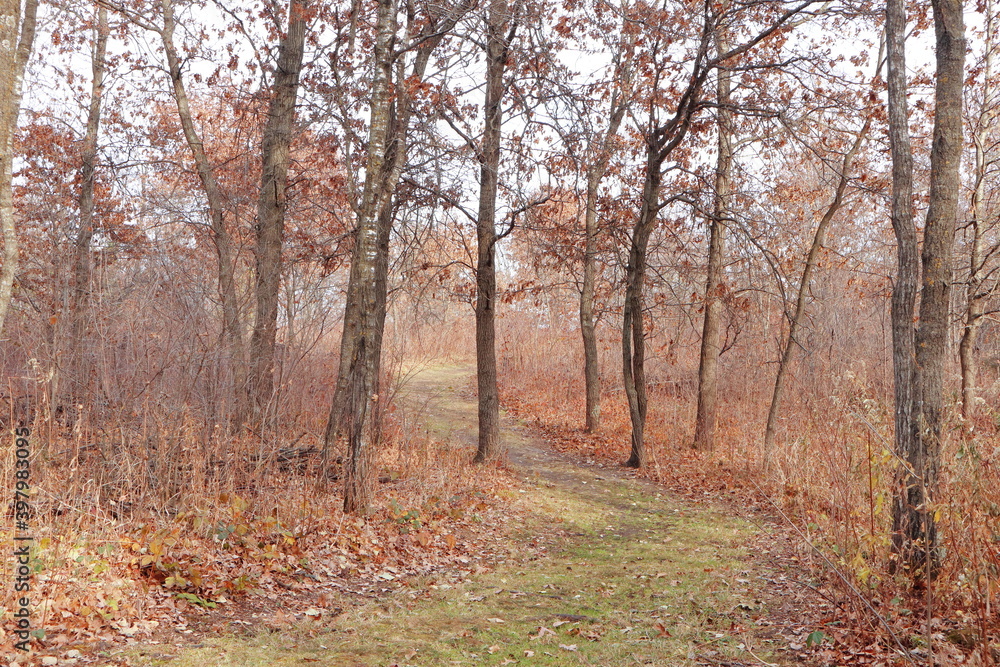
xmin=473 ymin=0 xmax=512 ymax=464
xmin=249 ymin=0 xmax=308 ymax=421
xmin=889 ymin=0 xmax=965 ymax=578
xmin=580 ymin=57 xmax=630 ymax=433
xmin=320 ymin=1 xmax=470 ymax=508
xmin=693 ymin=26 xmax=732 ymax=453
xmin=0 ymin=0 xmax=38 ymax=338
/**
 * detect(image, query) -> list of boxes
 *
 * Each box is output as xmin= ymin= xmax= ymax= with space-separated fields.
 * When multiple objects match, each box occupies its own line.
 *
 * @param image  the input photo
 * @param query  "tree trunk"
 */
xmin=763 ymin=118 xmax=870 ymax=455
xmin=472 ymin=0 xmax=512 ymax=464
xmin=580 ymin=172 xmax=602 ymax=433
xmin=320 ymin=2 xmax=467 ymax=495
xmin=0 ymin=0 xmax=38 ymax=338
xmin=579 ymin=65 xmax=629 ymax=434
xmin=960 ymin=0 xmax=995 ymax=426
xmin=160 ymin=0 xmax=246 ymax=423
xmin=69 ymin=6 xmax=109 ymax=399
xmin=885 ymin=0 xmax=920 ymax=576
xmin=623 ymin=147 xmax=661 ymax=468
xmin=249 ymin=0 xmax=308 ymax=422
xmin=326 ymin=0 xmax=397 ymax=513
xmin=890 ymin=0 xmax=965 ymax=578
xmin=693 ymin=37 xmax=732 ymax=453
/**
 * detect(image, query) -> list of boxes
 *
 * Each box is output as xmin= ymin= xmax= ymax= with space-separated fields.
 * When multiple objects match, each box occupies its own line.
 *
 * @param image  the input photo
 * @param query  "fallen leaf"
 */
xmin=487 ymin=617 xmax=506 ymax=623
xmin=559 ymin=643 xmax=578 ymax=651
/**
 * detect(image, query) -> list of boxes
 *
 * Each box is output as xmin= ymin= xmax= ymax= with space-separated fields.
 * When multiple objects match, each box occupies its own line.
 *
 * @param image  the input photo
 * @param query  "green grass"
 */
xmin=124 ymin=474 xmax=783 ymax=666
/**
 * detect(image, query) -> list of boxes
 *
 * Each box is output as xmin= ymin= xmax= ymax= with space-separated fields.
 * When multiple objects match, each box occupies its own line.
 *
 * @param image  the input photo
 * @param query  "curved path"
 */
xmin=129 ymin=364 xmax=799 ymax=666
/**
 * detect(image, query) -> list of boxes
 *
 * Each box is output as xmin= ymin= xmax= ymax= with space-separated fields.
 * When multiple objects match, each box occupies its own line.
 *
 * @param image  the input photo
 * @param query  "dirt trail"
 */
xmin=125 ymin=364 xmax=803 ymax=666
xmin=403 ymin=363 xmax=631 ymax=489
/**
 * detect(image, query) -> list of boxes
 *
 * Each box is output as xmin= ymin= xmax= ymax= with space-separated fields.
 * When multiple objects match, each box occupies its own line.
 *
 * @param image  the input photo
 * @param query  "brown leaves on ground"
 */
xmin=0 ymin=451 xmax=525 ymax=659
xmin=498 ymin=389 xmax=991 ymax=667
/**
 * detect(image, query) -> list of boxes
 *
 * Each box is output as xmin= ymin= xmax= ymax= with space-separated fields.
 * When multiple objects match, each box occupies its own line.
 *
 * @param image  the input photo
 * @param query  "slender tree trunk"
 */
xmin=764 ymin=118 xmax=870 ymax=455
xmin=472 ymin=0 xmax=512 ymax=464
xmin=623 ymin=147 xmax=661 ymax=468
xmin=325 ymin=0 xmax=397 ymax=513
xmin=249 ymin=0 xmax=308 ymax=421
xmin=693 ymin=34 xmax=732 ymax=453
xmin=885 ymin=0 xmax=920 ymax=575
xmin=0 ymin=0 xmax=38 ymax=338
xmin=580 ymin=173 xmax=602 ymax=432
xmin=891 ymin=0 xmax=965 ymax=578
xmin=960 ymin=1 xmax=995 ymax=426
xmin=70 ymin=6 xmax=109 ymax=398
xmin=160 ymin=0 xmax=246 ymax=422
xmin=579 ymin=69 xmax=629 ymax=434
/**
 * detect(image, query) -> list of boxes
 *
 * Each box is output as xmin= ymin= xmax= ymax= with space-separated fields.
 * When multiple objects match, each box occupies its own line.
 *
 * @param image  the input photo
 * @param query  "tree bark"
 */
xmin=472 ymin=0 xmax=514 ymax=464
xmin=693 ymin=29 xmax=732 ymax=453
xmin=885 ymin=0 xmax=920 ymax=575
xmin=763 ymin=118 xmax=870 ymax=455
xmin=890 ymin=0 xmax=965 ymax=578
xmin=160 ymin=0 xmax=246 ymax=423
xmin=69 ymin=6 xmax=109 ymax=398
xmin=248 ymin=0 xmax=308 ymax=422
xmin=0 ymin=0 xmax=38 ymax=338
xmin=580 ymin=60 xmax=629 ymax=434
xmin=320 ymin=1 xmax=469 ymax=500
xmin=580 ymin=172 xmax=602 ymax=432
xmin=959 ymin=0 xmax=995 ymax=426
xmin=327 ymin=0 xmax=397 ymax=513
xmin=623 ymin=147 xmax=661 ymax=468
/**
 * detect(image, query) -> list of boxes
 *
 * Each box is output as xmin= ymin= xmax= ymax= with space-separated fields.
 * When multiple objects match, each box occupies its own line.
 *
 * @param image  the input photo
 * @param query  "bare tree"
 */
xmin=471 ymin=0 xmax=519 ymax=463
xmin=887 ymin=0 xmax=965 ymax=577
xmin=693 ymin=12 xmax=732 ymax=453
xmin=158 ymin=0 xmax=247 ymax=423
xmin=959 ymin=0 xmax=999 ymax=427
xmin=763 ymin=115 xmax=871 ymax=454
xmin=69 ymin=6 xmax=110 ymax=398
xmin=622 ymin=0 xmax=821 ymax=468
xmin=248 ymin=0 xmax=309 ymax=421
xmin=579 ymin=13 xmax=634 ymax=434
xmin=322 ymin=0 xmax=472 ymax=511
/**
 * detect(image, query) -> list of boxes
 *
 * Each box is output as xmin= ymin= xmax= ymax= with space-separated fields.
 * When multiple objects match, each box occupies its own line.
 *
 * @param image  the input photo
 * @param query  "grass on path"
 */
xmin=123 ymin=366 xmax=785 ymax=666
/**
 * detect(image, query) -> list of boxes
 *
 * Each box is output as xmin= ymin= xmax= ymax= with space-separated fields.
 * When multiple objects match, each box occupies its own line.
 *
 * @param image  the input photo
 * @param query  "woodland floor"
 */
xmin=52 ymin=365 xmax=845 ymax=667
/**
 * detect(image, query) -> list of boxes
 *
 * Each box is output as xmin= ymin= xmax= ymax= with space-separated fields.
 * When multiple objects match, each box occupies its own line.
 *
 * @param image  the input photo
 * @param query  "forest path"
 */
xmin=128 ymin=363 xmax=798 ymax=666
xmin=393 ymin=363 xmax=797 ymax=666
